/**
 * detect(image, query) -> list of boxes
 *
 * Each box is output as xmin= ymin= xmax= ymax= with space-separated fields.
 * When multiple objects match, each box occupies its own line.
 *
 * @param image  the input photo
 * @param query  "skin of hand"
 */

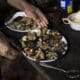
xmin=7 ymin=0 xmax=48 ymax=28
xmin=0 ymin=32 xmax=18 ymax=60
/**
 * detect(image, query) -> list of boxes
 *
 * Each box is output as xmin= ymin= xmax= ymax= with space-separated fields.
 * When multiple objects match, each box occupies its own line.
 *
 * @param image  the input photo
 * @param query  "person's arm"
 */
xmin=7 ymin=0 xmax=48 ymax=28
xmin=0 ymin=32 xmax=18 ymax=60
xmin=7 ymin=0 xmax=28 ymax=11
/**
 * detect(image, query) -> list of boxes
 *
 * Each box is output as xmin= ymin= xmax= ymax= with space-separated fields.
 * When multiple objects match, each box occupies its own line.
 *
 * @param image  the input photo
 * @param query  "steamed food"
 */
xmin=9 ymin=16 xmax=37 ymax=30
xmin=21 ymin=29 xmax=67 ymax=61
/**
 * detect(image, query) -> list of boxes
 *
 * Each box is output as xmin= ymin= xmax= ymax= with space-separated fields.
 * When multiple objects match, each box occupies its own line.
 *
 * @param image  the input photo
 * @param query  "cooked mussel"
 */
xmin=9 ymin=16 xmax=37 ymax=30
xmin=21 ymin=29 xmax=67 ymax=61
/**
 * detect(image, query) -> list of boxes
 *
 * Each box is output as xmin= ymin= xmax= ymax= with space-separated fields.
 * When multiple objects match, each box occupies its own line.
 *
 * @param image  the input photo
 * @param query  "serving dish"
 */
xmin=4 ymin=11 xmax=39 ymax=39
xmin=5 ymin=11 xmax=38 ymax=32
xmin=20 ymin=28 xmax=68 ymax=62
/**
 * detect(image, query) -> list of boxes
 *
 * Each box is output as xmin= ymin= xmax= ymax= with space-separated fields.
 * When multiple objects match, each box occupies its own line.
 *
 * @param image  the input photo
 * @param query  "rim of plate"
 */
xmin=22 ymin=35 xmax=68 ymax=63
xmin=5 ymin=11 xmax=39 ymax=32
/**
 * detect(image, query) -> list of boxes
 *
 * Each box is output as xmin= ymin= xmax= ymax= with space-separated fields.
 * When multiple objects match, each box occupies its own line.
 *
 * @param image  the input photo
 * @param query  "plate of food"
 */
xmin=5 ymin=11 xmax=38 ymax=32
xmin=20 ymin=28 xmax=68 ymax=62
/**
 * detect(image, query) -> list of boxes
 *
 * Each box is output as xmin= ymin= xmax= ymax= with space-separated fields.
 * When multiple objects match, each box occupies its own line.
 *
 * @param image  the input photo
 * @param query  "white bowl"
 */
xmin=62 ymin=13 xmax=80 ymax=31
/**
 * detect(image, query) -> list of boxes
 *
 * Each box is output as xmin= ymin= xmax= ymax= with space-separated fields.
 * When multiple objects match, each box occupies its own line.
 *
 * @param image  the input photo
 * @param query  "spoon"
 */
xmin=40 ymin=63 xmax=80 ymax=79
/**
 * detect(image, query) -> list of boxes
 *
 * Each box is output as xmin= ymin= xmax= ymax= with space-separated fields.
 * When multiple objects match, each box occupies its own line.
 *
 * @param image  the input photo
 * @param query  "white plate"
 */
xmin=22 ymin=31 xmax=68 ymax=63
xmin=5 ymin=11 xmax=39 ymax=32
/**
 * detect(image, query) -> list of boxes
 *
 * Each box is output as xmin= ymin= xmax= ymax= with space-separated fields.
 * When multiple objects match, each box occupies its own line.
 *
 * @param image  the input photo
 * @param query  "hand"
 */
xmin=24 ymin=4 xmax=48 ymax=28
xmin=0 ymin=32 xmax=18 ymax=60
xmin=7 ymin=0 xmax=48 ymax=28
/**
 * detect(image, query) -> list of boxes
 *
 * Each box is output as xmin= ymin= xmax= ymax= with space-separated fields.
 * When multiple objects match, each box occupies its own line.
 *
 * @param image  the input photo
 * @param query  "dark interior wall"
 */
xmin=50 ymin=0 xmax=80 ymax=12
xmin=73 ymin=0 xmax=80 ymax=12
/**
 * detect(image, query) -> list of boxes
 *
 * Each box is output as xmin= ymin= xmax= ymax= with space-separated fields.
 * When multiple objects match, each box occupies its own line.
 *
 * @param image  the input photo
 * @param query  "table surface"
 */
xmin=38 ymin=24 xmax=80 ymax=80
xmin=1 ymin=18 xmax=80 ymax=80
xmin=28 ymin=23 xmax=80 ymax=80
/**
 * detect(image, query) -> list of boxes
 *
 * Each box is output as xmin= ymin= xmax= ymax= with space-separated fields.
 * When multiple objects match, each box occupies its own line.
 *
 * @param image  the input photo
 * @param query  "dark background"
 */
xmin=1 ymin=0 xmax=80 ymax=80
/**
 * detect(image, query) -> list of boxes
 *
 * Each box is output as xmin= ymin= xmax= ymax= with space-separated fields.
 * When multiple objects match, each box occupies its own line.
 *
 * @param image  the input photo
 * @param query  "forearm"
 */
xmin=7 ymin=0 xmax=31 ymax=11
xmin=0 ymin=32 xmax=18 ymax=59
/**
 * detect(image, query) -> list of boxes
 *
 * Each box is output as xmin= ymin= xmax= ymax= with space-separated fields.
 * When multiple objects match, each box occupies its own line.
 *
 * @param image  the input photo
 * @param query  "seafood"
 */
xmin=9 ymin=16 xmax=37 ymax=30
xmin=21 ymin=29 xmax=67 ymax=61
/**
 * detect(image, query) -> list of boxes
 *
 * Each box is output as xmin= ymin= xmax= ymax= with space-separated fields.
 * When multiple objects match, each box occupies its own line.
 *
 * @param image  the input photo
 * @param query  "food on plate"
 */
xmin=21 ymin=29 xmax=67 ymax=61
xmin=8 ymin=16 xmax=37 ymax=30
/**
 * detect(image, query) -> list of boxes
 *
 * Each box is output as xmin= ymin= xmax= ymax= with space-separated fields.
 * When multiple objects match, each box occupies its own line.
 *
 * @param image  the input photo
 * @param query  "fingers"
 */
xmin=36 ymin=9 xmax=48 ymax=27
xmin=39 ymin=12 xmax=48 ymax=25
xmin=35 ymin=19 xmax=47 ymax=28
xmin=6 ymin=48 xmax=18 ymax=60
xmin=25 ymin=6 xmax=48 ymax=28
xmin=34 ymin=14 xmax=48 ymax=28
xmin=39 ymin=17 xmax=48 ymax=28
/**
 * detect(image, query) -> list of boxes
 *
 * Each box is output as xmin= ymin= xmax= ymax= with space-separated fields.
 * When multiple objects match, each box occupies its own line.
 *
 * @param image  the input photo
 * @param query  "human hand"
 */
xmin=24 ymin=4 xmax=48 ymax=28
xmin=0 ymin=32 xmax=18 ymax=60
xmin=7 ymin=0 xmax=48 ymax=28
